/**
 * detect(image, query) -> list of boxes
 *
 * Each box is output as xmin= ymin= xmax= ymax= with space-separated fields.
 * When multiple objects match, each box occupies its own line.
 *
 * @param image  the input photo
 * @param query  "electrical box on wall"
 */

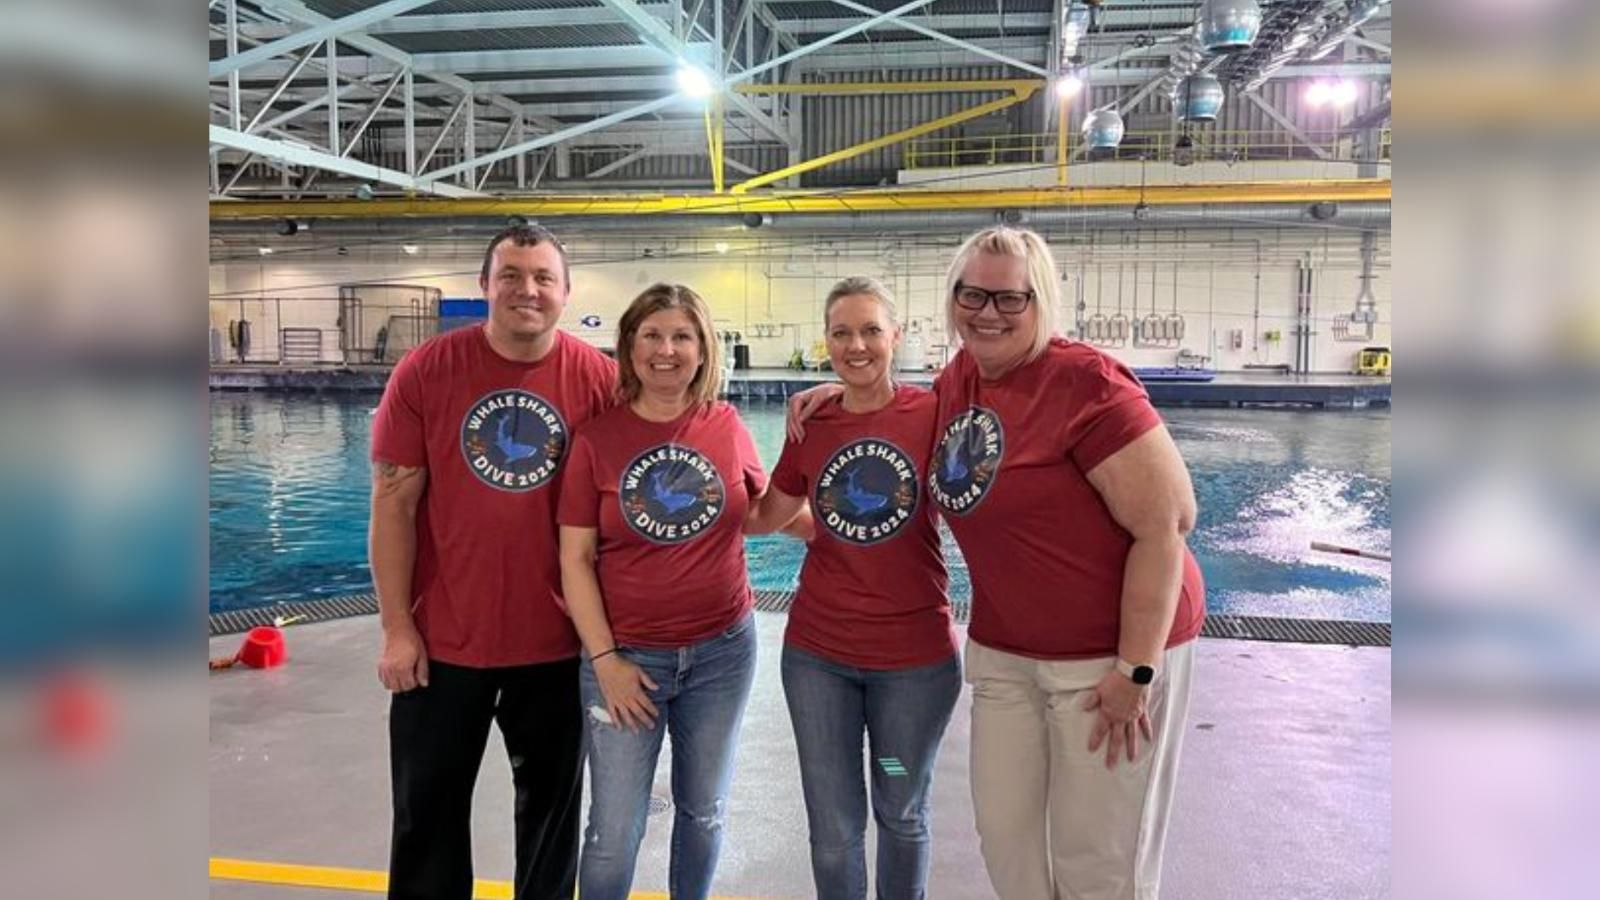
xmin=1229 ymin=329 xmax=1244 ymax=350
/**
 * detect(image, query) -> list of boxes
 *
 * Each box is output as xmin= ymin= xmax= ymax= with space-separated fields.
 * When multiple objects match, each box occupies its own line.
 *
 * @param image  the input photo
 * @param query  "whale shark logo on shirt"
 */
xmin=814 ymin=439 xmax=920 ymax=546
xmin=929 ymin=407 xmax=1003 ymax=516
xmin=619 ymin=444 xmax=726 ymax=544
xmin=460 ymin=389 xmax=568 ymax=492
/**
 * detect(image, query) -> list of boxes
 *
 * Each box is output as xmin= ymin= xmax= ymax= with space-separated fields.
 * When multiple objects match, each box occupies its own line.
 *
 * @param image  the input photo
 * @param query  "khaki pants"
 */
xmin=965 ymin=638 xmax=1195 ymax=900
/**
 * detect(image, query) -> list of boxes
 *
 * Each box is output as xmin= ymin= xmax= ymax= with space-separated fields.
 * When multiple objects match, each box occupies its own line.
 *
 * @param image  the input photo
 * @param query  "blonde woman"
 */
xmin=748 ymin=276 xmax=958 ymax=900
xmin=557 ymin=283 xmax=799 ymax=900
xmin=791 ymin=228 xmax=1205 ymax=900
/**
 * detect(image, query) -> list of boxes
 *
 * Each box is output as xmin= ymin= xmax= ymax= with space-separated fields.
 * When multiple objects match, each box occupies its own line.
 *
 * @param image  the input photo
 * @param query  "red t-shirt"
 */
xmin=931 ymin=338 xmax=1205 ymax=660
xmin=370 ymin=327 xmax=618 ymax=668
xmin=557 ymin=402 xmax=767 ymax=648
xmin=770 ymin=385 xmax=955 ymax=670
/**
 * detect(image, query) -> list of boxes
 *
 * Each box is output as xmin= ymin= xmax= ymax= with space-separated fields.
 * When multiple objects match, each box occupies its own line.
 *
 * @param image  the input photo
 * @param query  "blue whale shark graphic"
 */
xmin=842 ymin=469 xmax=888 ymax=515
xmin=649 ymin=469 xmax=699 ymax=514
xmin=494 ymin=414 xmax=540 ymax=463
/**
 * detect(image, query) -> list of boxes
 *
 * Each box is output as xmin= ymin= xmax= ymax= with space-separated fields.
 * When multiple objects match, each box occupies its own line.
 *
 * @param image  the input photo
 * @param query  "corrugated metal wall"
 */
xmin=798 ymin=65 xmax=1045 ymax=187
xmin=572 ymin=144 xmax=791 ymax=181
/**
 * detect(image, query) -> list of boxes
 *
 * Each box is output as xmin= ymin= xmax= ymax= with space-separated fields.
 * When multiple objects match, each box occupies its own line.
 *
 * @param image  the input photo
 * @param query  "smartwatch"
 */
xmin=1115 ymin=658 xmax=1156 ymax=685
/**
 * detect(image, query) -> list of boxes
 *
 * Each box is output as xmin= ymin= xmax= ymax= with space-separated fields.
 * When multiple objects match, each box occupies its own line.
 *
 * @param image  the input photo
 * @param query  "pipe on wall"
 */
xmin=210 ymin=202 xmax=1390 ymax=241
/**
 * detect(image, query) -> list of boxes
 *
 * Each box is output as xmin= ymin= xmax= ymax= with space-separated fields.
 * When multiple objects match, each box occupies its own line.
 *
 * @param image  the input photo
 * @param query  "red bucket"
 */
xmin=237 ymin=626 xmax=287 ymax=669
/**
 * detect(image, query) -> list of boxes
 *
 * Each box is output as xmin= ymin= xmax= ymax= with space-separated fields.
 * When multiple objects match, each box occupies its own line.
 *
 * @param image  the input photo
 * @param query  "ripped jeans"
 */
xmin=577 ymin=614 xmax=757 ymax=900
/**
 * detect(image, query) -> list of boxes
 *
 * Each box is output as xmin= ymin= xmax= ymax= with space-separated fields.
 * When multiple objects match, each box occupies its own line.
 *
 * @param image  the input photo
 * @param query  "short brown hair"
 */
xmin=479 ymin=224 xmax=570 ymax=287
xmin=615 ymin=283 xmax=723 ymax=405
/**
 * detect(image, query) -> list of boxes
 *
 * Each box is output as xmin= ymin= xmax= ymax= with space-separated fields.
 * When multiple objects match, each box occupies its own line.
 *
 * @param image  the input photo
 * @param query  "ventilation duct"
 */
xmin=1220 ymin=1 xmax=1339 ymax=94
xmin=1199 ymin=0 xmax=1263 ymax=53
xmin=1059 ymin=3 xmax=1093 ymax=62
xmin=1333 ymin=230 xmax=1381 ymax=340
xmin=211 ymin=203 xmax=1391 ymax=245
xmin=1305 ymin=0 xmax=1388 ymax=62
xmin=1352 ymin=230 xmax=1379 ymax=324
xmin=1158 ymin=29 xmax=1210 ymax=108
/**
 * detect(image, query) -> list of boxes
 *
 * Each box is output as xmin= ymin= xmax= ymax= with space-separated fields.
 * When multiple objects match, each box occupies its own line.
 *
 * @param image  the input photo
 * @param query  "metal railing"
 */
xmin=209 ymin=296 xmax=449 ymax=366
xmin=904 ymin=127 xmax=1392 ymax=169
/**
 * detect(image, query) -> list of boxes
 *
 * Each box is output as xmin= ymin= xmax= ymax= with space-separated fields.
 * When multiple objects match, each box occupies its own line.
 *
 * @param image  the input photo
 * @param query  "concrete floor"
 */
xmin=210 ymin=613 xmax=1389 ymax=899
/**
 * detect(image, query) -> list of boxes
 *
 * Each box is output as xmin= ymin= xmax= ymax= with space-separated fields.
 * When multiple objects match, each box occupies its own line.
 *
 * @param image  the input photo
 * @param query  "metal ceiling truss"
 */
xmin=208 ymin=0 xmax=1391 ymax=199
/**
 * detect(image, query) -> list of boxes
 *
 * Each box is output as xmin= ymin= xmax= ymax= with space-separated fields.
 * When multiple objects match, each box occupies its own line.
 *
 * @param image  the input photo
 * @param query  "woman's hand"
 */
xmin=785 ymin=383 xmax=844 ymax=441
xmin=594 ymin=654 xmax=660 ymax=733
xmin=1082 ymin=669 xmax=1154 ymax=769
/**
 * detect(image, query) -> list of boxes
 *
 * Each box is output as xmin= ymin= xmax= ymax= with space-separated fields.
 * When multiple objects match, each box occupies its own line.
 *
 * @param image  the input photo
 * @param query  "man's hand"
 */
xmin=378 ymin=623 xmax=430 ymax=692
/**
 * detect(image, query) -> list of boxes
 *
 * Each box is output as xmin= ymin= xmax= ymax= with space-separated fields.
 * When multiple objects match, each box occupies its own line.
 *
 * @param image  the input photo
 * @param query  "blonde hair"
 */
xmin=615 ymin=283 xmax=723 ymax=405
xmin=824 ymin=275 xmax=899 ymax=328
xmin=943 ymin=226 xmax=1061 ymax=364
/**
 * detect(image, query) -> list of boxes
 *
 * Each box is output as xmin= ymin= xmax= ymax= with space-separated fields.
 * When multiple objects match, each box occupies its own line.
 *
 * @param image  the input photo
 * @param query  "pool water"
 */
xmin=209 ymin=394 xmax=1391 ymax=622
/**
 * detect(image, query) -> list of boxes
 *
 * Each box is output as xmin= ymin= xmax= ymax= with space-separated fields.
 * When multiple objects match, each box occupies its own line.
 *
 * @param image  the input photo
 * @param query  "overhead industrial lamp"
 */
xmin=676 ymin=63 xmax=715 ymax=99
xmin=1199 ymin=0 xmax=1262 ymax=53
xmin=1173 ymin=132 xmax=1197 ymax=167
xmin=1055 ymin=67 xmax=1085 ymax=99
xmin=1081 ymin=108 xmax=1125 ymax=151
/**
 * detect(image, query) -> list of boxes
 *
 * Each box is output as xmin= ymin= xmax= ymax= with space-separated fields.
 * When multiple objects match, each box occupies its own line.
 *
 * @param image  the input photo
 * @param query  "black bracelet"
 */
xmin=590 ymin=647 xmax=619 ymax=662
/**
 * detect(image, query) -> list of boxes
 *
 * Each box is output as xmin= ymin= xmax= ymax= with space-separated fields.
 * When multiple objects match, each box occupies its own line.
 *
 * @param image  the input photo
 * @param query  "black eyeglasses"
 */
xmin=953 ymin=282 xmax=1034 ymax=315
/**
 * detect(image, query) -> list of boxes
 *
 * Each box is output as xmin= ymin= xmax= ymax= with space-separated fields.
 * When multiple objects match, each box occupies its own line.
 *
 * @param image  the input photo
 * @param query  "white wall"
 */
xmin=210 ymin=229 xmax=1390 ymax=373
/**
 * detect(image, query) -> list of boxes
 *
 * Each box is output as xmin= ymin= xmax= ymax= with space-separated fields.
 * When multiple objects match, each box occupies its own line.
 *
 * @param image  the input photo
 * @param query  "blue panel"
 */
xmin=439 ymin=298 xmax=487 ymax=318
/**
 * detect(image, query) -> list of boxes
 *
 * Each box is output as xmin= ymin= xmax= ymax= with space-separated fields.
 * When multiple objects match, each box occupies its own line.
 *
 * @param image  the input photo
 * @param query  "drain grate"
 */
xmin=209 ymin=593 xmax=379 ymax=637
xmin=753 ymin=590 xmax=1386 ymax=647
xmin=213 ymin=590 xmax=1388 ymax=648
xmin=1201 ymin=614 xmax=1389 ymax=647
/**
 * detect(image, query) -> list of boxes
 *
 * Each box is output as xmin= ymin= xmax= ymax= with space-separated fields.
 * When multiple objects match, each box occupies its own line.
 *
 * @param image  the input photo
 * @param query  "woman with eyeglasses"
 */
xmin=748 ymin=276 xmax=959 ymax=900
xmin=790 ymin=226 xmax=1205 ymax=900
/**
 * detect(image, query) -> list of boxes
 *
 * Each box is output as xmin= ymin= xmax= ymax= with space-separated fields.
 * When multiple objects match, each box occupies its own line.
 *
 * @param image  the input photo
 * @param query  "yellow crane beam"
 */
xmin=730 ymin=84 xmax=1042 ymax=193
xmin=209 ymin=180 xmax=1391 ymax=219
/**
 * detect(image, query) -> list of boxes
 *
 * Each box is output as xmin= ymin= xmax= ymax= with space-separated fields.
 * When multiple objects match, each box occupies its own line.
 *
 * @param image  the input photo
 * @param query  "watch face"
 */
xmin=1132 ymin=666 xmax=1155 ymax=685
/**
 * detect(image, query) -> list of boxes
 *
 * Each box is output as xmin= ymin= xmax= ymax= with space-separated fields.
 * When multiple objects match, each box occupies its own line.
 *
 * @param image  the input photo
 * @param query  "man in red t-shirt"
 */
xmin=369 ymin=225 xmax=617 ymax=900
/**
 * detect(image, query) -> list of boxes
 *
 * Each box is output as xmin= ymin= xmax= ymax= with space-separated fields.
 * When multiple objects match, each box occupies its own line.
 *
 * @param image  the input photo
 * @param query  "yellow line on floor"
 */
xmin=209 ymin=857 xmax=764 ymax=899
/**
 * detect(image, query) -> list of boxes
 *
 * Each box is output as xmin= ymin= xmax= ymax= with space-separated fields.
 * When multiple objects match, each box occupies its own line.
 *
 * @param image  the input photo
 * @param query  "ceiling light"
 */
xmin=258 ymin=247 xmax=273 ymax=256
xmin=1081 ymin=108 xmax=1126 ymax=151
xmin=401 ymin=244 xmax=420 ymax=255
xmin=676 ymin=63 xmax=714 ymax=99
xmin=1332 ymin=79 xmax=1360 ymax=106
xmin=1305 ymin=81 xmax=1334 ymax=107
xmin=714 ymin=241 xmax=730 ymax=254
xmin=1173 ymin=133 xmax=1197 ymax=167
xmin=1055 ymin=72 xmax=1083 ymax=99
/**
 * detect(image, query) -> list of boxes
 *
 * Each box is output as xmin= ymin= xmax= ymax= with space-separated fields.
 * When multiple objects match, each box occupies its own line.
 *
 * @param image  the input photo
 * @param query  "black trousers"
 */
xmin=388 ymin=657 xmax=583 ymax=900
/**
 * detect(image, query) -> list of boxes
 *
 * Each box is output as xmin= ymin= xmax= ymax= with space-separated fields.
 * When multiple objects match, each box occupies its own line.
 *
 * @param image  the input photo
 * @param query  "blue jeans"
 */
xmin=577 ymin=614 xmax=757 ymax=900
xmin=781 ymin=646 xmax=962 ymax=900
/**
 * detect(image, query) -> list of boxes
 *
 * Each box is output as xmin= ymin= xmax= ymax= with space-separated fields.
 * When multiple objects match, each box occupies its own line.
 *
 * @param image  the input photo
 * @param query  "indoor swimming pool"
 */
xmin=209 ymin=393 xmax=1391 ymax=622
